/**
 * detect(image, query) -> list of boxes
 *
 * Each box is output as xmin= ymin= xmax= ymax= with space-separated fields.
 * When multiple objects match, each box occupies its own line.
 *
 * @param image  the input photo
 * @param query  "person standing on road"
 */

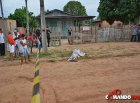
xmin=137 ymin=25 xmax=140 ymax=42
xmin=22 ymin=34 xmax=31 ymax=63
xmin=13 ymin=30 xmax=20 ymax=58
xmin=35 ymin=28 xmax=41 ymax=47
xmin=20 ymin=34 xmax=27 ymax=65
xmin=7 ymin=31 xmax=15 ymax=61
xmin=0 ymin=28 xmax=5 ymax=56
xmin=131 ymin=25 xmax=138 ymax=42
xmin=28 ymin=32 xmax=34 ymax=53
xmin=67 ymin=28 xmax=72 ymax=44
xmin=46 ymin=27 xmax=51 ymax=47
xmin=36 ymin=36 xmax=42 ymax=53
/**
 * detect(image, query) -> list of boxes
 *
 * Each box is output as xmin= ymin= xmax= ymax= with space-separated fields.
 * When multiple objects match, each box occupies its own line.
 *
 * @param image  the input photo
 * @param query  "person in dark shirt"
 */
xmin=35 ymin=28 xmax=41 ymax=47
xmin=36 ymin=28 xmax=41 ymax=37
xmin=68 ymin=28 xmax=72 ymax=44
xmin=39 ymin=33 xmax=42 ymax=48
xmin=46 ymin=27 xmax=51 ymax=47
xmin=137 ymin=25 xmax=140 ymax=42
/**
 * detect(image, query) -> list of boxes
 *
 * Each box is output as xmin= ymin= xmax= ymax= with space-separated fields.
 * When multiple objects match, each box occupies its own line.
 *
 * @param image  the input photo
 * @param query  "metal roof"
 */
xmin=37 ymin=9 xmax=95 ymax=21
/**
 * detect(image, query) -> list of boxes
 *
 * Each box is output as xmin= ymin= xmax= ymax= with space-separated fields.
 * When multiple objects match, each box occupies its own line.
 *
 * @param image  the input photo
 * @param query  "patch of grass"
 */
xmin=59 ymin=50 xmax=72 ymax=57
xmin=47 ymin=59 xmax=56 ymax=62
xmin=39 ymin=52 xmax=52 ymax=58
xmin=114 ymin=53 xmax=136 ymax=57
xmin=80 ymin=55 xmax=91 ymax=59
xmin=94 ymin=54 xmax=113 ymax=59
xmin=112 ymin=46 xmax=125 ymax=50
xmin=30 ymin=53 xmax=37 ymax=58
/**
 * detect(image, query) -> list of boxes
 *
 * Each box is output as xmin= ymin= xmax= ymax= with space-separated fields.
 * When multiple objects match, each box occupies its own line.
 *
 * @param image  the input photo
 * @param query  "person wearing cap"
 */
xmin=46 ymin=27 xmax=51 ymax=47
xmin=7 ymin=31 xmax=15 ymax=61
xmin=0 ymin=28 xmax=5 ymax=56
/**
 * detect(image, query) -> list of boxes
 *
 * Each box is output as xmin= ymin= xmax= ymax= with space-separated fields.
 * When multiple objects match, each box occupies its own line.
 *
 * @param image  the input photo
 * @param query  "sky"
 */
xmin=1 ymin=0 xmax=100 ymax=18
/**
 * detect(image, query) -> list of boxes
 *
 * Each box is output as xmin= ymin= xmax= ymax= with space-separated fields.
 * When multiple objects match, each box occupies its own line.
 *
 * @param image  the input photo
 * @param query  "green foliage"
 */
xmin=97 ymin=0 xmax=140 ymax=24
xmin=63 ymin=1 xmax=87 ymax=16
xmin=45 ymin=9 xmax=50 ymax=13
xmin=95 ymin=15 xmax=101 ymax=20
xmin=8 ymin=7 xmax=38 ymax=28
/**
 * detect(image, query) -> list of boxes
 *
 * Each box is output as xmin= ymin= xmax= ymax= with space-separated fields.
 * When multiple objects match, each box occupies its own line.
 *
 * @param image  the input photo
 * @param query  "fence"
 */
xmin=97 ymin=25 xmax=131 ymax=42
xmin=72 ymin=26 xmax=97 ymax=44
xmin=18 ymin=25 xmax=132 ymax=46
xmin=50 ymin=32 xmax=61 ymax=46
xmin=72 ymin=25 xmax=132 ymax=44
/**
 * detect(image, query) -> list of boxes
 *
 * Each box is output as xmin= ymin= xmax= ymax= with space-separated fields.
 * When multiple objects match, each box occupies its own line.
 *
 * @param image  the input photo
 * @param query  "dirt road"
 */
xmin=0 ymin=42 xmax=140 ymax=103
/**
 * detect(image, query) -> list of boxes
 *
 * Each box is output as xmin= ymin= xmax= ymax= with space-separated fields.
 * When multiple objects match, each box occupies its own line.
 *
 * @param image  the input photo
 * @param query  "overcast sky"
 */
xmin=1 ymin=0 xmax=100 ymax=18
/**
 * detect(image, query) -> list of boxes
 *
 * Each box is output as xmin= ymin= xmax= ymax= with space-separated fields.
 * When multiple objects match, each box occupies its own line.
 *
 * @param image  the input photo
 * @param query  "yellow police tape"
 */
xmin=31 ymin=51 xmax=40 ymax=103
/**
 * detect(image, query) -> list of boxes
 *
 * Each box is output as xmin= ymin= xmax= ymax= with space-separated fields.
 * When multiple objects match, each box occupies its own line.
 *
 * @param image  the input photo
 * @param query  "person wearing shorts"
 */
xmin=28 ymin=32 xmax=34 ymax=53
xmin=36 ymin=36 xmax=42 ymax=53
xmin=9 ymin=44 xmax=14 ymax=53
xmin=22 ymin=34 xmax=31 ymax=62
xmin=7 ymin=31 xmax=15 ymax=61
xmin=20 ymin=34 xmax=30 ymax=64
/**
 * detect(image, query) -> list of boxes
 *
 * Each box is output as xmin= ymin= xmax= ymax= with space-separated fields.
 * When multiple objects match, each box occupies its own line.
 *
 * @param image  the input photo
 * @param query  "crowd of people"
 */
xmin=1 ymin=24 xmax=139 ymax=64
xmin=0 ymin=27 xmax=51 ymax=65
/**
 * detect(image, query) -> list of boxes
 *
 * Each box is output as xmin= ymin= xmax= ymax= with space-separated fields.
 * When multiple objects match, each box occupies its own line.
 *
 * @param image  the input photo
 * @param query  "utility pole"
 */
xmin=0 ymin=0 xmax=4 ymax=19
xmin=40 ymin=0 xmax=47 ymax=52
xmin=25 ymin=0 xmax=29 ymax=35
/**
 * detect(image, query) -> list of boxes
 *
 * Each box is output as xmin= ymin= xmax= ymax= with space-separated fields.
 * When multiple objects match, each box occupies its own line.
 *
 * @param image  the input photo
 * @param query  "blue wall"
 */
xmin=46 ymin=19 xmax=74 ymax=37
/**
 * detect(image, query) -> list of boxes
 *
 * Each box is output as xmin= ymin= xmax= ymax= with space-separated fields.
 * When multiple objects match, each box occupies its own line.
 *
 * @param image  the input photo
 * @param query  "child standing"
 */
xmin=22 ymin=34 xmax=31 ymax=63
xmin=28 ymin=32 xmax=34 ymax=53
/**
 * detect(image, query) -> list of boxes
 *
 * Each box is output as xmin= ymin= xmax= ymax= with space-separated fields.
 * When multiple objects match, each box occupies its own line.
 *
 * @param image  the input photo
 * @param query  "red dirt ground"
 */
xmin=0 ymin=42 xmax=140 ymax=103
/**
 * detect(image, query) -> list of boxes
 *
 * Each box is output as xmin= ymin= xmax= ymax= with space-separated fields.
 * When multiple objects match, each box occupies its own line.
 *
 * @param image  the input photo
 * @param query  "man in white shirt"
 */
xmin=0 ymin=28 xmax=5 ymax=56
xmin=13 ymin=30 xmax=19 ymax=57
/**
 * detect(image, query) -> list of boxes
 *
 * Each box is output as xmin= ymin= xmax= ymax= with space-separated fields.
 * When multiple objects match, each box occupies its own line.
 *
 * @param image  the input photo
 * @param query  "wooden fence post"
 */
xmin=95 ymin=27 xmax=97 ymax=43
xmin=59 ymin=32 xmax=61 ymax=45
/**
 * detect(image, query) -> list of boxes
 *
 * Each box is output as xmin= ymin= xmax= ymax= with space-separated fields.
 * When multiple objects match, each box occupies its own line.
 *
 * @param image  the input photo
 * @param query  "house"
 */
xmin=93 ymin=20 xmax=123 ymax=28
xmin=39 ymin=9 xmax=95 ymax=37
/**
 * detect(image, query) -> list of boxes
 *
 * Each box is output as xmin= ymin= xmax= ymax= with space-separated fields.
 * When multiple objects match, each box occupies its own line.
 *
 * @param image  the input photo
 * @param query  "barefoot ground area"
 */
xmin=0 ymin=42 xmax=140 ymax=103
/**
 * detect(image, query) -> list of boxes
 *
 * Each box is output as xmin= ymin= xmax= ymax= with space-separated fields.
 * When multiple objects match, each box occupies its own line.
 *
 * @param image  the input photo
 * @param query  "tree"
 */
xmin=63 ymin=1 xmax=87 ymax=16
xmin=97 ymin=0 xmax=140 ymax=25
xmin=8 ymin=7 xmax=38 ymax=28
xmin=45 ymin=9 xmax=49 ymax=14
xmin=95 ymin=15 xmax=101 ymax=20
